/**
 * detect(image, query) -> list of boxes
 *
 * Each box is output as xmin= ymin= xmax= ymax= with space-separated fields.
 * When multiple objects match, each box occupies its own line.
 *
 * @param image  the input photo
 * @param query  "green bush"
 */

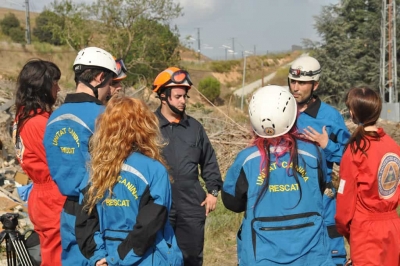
xmin=0 ymin=13 xmax=21 ymax=36
xmin=198 ymin=76 xmax=221 ymax=102
xmin=8 ymin=27 xmax=25 ymax=43
xmin=33 ymin=11 xmax=64 ymax=45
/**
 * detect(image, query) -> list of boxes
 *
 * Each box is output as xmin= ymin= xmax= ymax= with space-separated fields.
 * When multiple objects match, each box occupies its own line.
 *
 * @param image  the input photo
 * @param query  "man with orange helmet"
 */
xmin=153 ymin=67 xmax=223 ymax=266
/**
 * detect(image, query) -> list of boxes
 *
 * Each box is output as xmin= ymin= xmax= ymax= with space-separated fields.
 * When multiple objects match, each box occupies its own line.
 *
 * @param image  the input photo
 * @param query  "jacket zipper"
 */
xmin=259 ymin=222 xmax=314 ymax=231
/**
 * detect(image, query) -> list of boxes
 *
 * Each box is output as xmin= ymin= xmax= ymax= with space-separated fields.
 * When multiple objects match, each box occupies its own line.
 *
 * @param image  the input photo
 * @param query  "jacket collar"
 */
xmin=155 ymin=107 xmax=189 ymax=128
xmin=302 ymin=96 xmax=321 ymax=118
xmin=64 ymin=93 xmax=103 ymax=105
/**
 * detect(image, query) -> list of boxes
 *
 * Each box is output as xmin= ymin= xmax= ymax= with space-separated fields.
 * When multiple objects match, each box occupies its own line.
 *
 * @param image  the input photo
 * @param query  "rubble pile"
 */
xmin=0 ymin=84 xmax=33 ymax=234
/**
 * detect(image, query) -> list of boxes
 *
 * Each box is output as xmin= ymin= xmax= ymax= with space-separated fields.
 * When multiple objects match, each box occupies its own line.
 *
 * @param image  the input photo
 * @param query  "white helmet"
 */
xmin=249 ymin=85 xmax=297 ymax=138
xmin=73 ymin=47 xmax=118 ymax=75
xmin=288 ymin=56 xmax=321 ymax=81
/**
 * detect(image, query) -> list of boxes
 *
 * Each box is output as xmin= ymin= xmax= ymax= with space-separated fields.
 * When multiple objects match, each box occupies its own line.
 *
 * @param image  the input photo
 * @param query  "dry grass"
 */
xmin=0 ymin=42 xmax=77 ymax=90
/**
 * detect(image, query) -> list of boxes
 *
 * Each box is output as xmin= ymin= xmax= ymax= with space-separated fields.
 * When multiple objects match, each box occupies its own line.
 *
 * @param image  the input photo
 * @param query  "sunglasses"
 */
xmin=115 ymin=59 xmax=127 ymax=76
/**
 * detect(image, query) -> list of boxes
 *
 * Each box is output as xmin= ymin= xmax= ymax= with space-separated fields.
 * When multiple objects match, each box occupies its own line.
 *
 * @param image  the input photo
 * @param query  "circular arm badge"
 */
xmin=378 ymin=153 xmax=400 ymax=199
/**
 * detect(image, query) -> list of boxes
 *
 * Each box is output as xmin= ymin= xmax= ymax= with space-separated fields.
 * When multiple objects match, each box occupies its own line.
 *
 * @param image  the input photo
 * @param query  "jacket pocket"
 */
xmin=251 ymin=212 xmax=324 ymax=264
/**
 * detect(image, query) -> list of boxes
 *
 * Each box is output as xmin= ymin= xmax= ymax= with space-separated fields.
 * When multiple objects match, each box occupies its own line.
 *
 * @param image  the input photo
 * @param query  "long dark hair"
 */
xmin=344 ymin=86 xmax=382 ymax=156
xmin=14 ymin=59 xmax=61 ymax=139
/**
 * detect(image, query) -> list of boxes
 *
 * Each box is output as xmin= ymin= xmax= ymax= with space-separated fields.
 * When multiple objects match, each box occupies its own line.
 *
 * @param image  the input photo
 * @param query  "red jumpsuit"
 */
xmin=13 ymin=110 xmax=66 ymax=266
xmin=335 ymin=128 xmax=400 ymax=266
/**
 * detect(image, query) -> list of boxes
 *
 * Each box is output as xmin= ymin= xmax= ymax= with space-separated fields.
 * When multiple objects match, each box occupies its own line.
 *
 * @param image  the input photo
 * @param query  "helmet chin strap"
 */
xmin=288 ymin=79 xmax=316 ymax=106
xmin=167 ymin=100 xmax=185 ymax=116
xmin=158 ymin=88 xmax=185 ymax=116
xmin=79 ymin=72 xmax=114 ymax=99
xmin=297 ymin=90 xmax=314 ymax=105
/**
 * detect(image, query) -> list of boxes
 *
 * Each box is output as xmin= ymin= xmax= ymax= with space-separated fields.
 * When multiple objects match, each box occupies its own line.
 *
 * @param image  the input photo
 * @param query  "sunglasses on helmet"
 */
xmin=115 ymin=59 xmax=127 ymax=76
xmin=162 ymin=69 xmax=193 ymax=87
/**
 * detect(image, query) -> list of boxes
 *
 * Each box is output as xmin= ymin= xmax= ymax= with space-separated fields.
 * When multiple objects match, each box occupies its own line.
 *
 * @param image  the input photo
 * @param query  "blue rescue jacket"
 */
xmin=222 ymin=140 xmax=335 ymax=266
xmin=296 ymin=97 xmax=350 ymax=264
xmin=296 ymin=97 xmax=350 ymax=183
xmin=76 ymin=152 xmax=183 ymax=266
xmin=43 ymin=93 xmax=104 ymax=266
xmin=44 ymin=93 xmax=104 ymax=197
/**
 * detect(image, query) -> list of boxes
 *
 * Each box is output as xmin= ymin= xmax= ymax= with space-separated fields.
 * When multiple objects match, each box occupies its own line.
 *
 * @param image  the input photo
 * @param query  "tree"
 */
xmin=49 ymin=0 xmax=97 ymax=50
xmin=46 ymin=0 xmax=183 ymax=86
xmin=33 ymin=10 xmax=64 ymax=45
xmin=89 ymin=0 xmax=182 ymax=57
xmin=0 ymin=13 xmax=21 ymax=36
xmin=304 ymin=0 xmax=384 ymax=106
xmin=123 ymin=18 xmax=181 ymax=85
xmin=89 ymin=0 xmax=183 ymax=85
xmin=198 ymin=77 xmax=221 ymax=103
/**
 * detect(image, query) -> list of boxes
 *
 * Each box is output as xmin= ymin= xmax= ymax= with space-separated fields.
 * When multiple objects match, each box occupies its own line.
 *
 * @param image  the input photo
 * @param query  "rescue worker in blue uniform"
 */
xmin=43 ymin=47 xmax=119 ymax=265
xmin=288 ymin=56 xmax=350 ymax=265
xmin=152 ymin=67 xmax=223 ymax=266
xmin=75 ymin=96 xmax=183 ymax=266
xmin=222 ymin=85 xmax=335 ymax=266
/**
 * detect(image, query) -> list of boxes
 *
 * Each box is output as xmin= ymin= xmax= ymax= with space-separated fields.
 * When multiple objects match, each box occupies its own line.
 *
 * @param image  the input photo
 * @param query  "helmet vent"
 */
xmin=283 ymin=107 xmax=286 ymax=112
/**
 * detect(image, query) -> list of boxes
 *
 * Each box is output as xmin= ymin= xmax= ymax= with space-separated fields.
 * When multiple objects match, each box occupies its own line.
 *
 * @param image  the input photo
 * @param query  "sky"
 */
xmin=2 ymin=0 xmax=339 ymax=60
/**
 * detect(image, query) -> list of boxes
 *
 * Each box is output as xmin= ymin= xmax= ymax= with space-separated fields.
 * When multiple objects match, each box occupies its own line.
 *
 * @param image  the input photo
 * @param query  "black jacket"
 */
xmin=155 ymin=107 xmax=222 ymax=193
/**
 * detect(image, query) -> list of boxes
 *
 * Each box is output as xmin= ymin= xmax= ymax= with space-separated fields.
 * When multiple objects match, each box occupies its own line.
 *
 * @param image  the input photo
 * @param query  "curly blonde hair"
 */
xmin=85 ymin=95 xmax=166 ymax=214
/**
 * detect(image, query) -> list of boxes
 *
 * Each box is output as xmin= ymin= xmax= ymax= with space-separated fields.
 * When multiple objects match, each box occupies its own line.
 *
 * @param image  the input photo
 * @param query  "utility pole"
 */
xmin=25 ymin=0 xmax=31 ymax=44
xmin=241 ymin=52 xmax=247 ymax=111
xmin=380 ymin=0 xmax=397 ymax=103
xmin=231 ymin=37 xmax=235 ymax=59
xmin=261 ymin=60 xmax=264 ymax=87
xmin=196 ymin=28 xmax=201 ymax=62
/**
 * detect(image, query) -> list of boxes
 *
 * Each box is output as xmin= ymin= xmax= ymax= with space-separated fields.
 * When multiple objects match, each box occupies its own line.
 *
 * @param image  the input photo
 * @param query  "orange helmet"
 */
xmin=113 ymin=58 xmax=127 ymax=82
xmin=152 ymin=67 xmax=192 ymax=94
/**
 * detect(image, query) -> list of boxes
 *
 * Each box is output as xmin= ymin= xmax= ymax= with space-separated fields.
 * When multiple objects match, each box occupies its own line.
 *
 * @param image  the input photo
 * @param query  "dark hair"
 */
xmin=15 ymin=59 xmax=61 ymax=140
xmin=344 ymin=86 xmax=382 ymax=155
xmin=74 ymin=68 xmax=113 ymax=85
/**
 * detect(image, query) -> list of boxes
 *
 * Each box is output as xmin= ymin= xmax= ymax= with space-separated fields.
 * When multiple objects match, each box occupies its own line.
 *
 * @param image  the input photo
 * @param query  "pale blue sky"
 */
xmin=2 ymin=0 xmax=339 ymax=59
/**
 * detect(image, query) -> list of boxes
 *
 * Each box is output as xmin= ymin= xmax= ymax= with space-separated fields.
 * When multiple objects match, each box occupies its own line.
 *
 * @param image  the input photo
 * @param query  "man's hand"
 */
xmin=201 ymin=194 xmax=218 ymax=216
xmin=303 ymin=125 xmax=329 ymax=148
xmin=95 ymin=258 xmax=108 ymax=266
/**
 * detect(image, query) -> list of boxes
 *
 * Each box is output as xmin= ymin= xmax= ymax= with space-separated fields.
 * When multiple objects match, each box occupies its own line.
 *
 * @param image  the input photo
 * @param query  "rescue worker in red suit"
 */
xmin=152 ymin=67 xmax=223 ymax=266
xmin=335 ymin=86 xmax=400 ymax=266
xmin=13 ymin=59 xmax=66 ymax=266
